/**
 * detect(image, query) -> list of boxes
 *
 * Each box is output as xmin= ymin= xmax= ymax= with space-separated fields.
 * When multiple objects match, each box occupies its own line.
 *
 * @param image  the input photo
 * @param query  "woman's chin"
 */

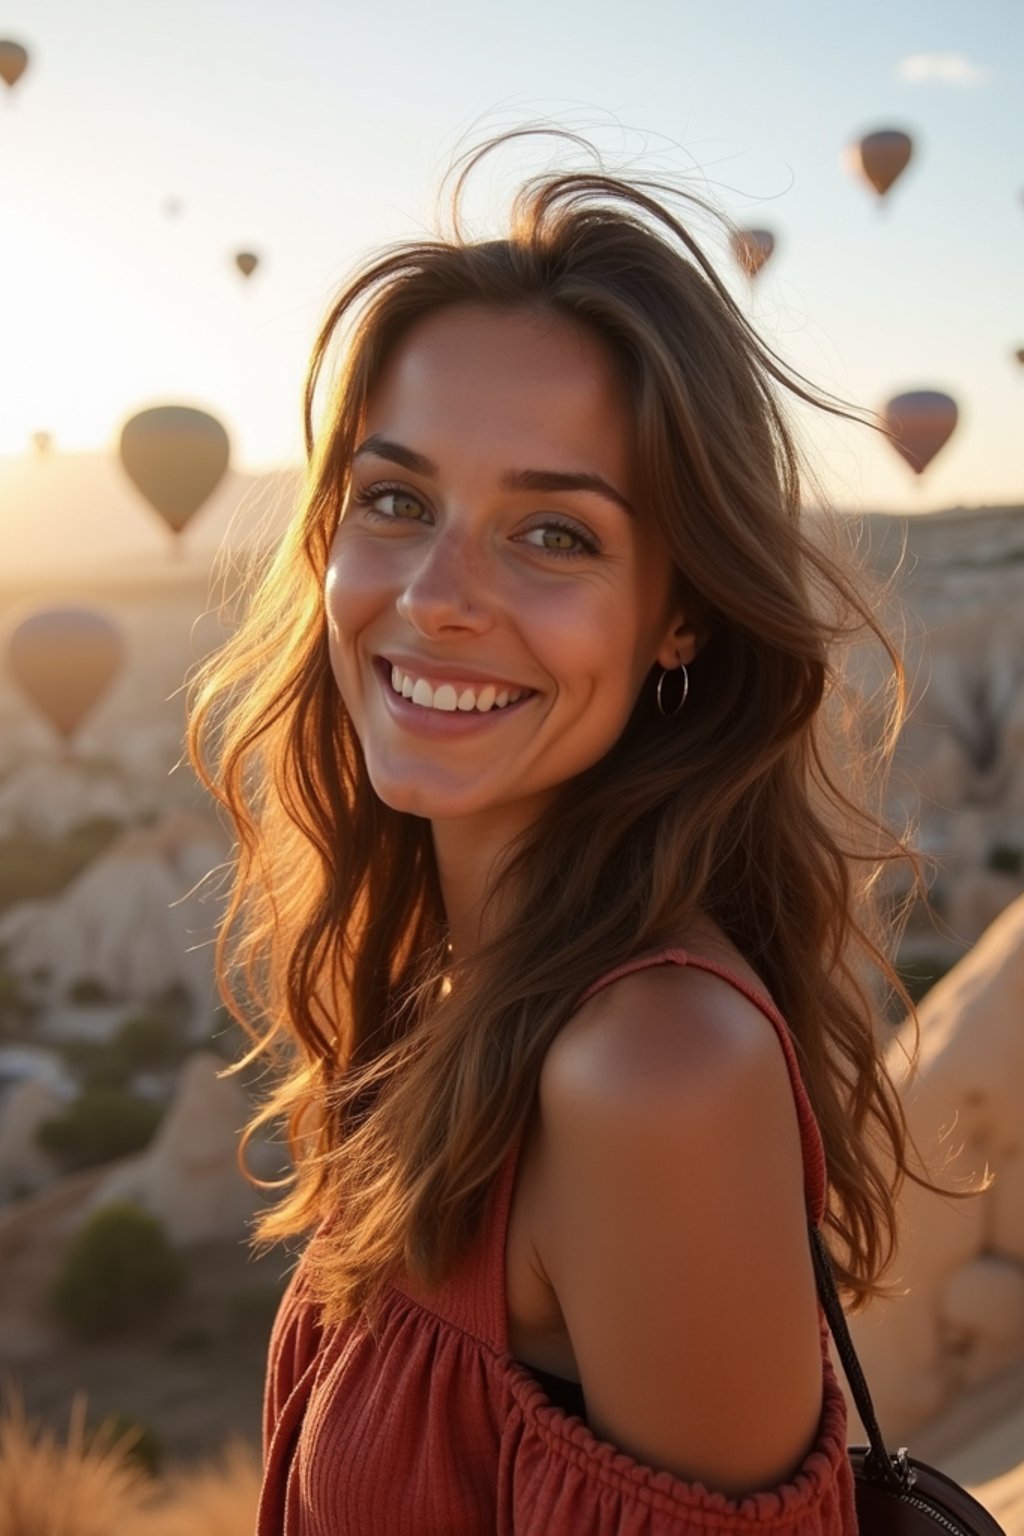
xmin=367 ymin=772 xmax=488 ymax=823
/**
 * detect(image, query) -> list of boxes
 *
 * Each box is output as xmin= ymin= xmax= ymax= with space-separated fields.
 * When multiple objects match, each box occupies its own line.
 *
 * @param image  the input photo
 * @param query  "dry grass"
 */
xmin=134 ymin=1438 xmax=262 ymax=1536
xmin=0 ymin=1382 xmax=261 ymax=1536
xmin=0 ymin=1383 xmax=152 ymax=1536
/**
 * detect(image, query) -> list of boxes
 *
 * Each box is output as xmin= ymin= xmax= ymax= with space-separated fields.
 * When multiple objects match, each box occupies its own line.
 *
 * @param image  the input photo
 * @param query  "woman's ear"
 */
xmin=656 ymin=612 xmax=701 ymax=670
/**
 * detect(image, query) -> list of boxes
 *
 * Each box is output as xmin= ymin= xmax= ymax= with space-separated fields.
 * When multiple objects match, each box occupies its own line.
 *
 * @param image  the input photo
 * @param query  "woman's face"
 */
xmin=324 ymin=303 xmax=696 ymax=827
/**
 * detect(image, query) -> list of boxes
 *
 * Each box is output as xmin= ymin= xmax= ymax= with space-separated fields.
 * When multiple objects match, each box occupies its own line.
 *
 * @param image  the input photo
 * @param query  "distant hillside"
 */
xmin=858 ymin=503 xmax=1024 ymax=575
xmin=0 ymin=451 xmax=301 ymax=586
xmin=2 ymin=447 xmax=1020 ymax=590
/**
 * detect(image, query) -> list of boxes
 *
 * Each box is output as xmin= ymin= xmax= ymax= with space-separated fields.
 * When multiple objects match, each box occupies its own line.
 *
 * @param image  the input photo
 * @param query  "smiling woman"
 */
xmin=185 ymin=128 xmax=950 ymax=1536
xmin=325 ymin=304 xmax=691 ymax=831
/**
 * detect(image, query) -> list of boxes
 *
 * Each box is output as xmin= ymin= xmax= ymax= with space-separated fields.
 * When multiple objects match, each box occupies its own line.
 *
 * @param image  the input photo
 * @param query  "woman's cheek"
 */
xmin=325 ymin=544 xmax=393 ymax=629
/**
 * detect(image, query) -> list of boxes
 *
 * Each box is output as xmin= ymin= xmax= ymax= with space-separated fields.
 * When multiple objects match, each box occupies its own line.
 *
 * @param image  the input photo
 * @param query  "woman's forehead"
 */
xmin=361 ymin=304 xmax=635 ymax=478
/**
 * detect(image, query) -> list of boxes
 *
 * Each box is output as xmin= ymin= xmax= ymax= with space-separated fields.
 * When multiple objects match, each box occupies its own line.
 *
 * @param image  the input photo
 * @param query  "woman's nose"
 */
xmin=395 ymin=529 xmax=494 ymax=636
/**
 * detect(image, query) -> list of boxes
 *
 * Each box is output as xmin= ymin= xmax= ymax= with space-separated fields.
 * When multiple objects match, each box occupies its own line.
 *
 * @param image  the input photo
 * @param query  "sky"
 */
xmin=0 ymin=0 xmax=1021 ymax=515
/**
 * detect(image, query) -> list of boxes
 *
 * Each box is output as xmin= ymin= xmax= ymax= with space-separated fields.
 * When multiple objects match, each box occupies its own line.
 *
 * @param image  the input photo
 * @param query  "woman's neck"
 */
xmin=431 ymin=803 xmax=542 ymax=960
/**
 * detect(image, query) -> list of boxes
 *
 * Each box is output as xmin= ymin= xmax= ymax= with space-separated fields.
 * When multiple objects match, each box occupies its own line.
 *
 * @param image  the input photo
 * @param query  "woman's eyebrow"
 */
xmin=352 ymin=435 xmax=635 ymax=517
xmin=502 ymin=467 xmax=635 ymax=517
xmin=353 ymin=435 xmax=434 ymax=476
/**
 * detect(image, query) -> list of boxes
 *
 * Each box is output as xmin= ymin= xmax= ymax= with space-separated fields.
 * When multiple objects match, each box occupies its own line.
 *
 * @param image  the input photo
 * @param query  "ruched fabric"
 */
xmin=258 ymin=949 xmax=858 ymax=1535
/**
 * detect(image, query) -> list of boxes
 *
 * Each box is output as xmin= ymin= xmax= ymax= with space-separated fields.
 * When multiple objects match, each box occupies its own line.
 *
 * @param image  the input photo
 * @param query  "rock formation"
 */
xmin=0 ymin=810 xmax=226 ymax=1021
xmin=0 ymin=1078 xmax=64 ymax=1202
xmin=848 ymin=893 xmax=1024 ymax=1437
xmin=82 ymin=1051 xmax=263 ymax=1245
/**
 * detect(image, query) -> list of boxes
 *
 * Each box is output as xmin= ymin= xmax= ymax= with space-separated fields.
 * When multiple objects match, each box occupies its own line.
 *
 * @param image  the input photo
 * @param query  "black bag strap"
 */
xmin=808 ymin=1224 xmax=913 ymax=1494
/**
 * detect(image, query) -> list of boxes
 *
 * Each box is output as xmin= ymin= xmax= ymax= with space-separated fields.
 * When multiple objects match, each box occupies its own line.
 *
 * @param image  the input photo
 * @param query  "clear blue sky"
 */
xmin=1 ymin=0 xmax=1021 ymax=513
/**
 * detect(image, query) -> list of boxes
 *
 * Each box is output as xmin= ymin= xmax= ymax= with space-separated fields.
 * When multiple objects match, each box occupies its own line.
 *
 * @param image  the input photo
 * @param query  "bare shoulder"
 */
xmin=540 ymin=948 xmax=793 ymax=1131
xmin=531 ymin=950 xmax=824 ymax=1498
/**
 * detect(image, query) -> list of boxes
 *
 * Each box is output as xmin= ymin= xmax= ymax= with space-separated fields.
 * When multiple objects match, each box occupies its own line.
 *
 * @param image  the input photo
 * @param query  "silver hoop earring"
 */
xmin=656 ymin=663 xmax=689 ymax=718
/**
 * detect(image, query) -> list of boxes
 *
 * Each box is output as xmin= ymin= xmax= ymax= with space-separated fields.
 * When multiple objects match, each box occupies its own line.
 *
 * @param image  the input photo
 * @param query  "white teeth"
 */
xmin=387 ymin=664 xmax=528 ymax=714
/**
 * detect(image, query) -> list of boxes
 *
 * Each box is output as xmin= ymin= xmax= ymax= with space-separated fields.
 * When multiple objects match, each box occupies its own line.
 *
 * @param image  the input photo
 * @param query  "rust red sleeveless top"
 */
xmin=259 ymin=949 xmax=857 ymax=1534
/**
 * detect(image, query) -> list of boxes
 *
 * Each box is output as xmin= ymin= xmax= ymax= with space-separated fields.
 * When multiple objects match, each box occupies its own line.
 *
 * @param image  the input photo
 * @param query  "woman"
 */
xmin=189 ymin=131 xmax=927 ymax=1534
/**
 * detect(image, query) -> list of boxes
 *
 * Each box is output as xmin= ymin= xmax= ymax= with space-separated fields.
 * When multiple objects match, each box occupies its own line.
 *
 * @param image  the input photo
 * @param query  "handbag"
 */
xmin=809 ymin=1225 xmax=1008 ymax=1535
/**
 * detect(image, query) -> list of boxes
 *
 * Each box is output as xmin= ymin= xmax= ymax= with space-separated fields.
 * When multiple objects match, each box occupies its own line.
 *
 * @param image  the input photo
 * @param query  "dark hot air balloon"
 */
xmin=882 ymin=391 xmax=958 ymax=476
xmin=0 ymin=40 xmax=29 ymax=89
xmin=730 ymin=228 xmax=775 ymax=279
xmin=7 ymin=608 xmax=125 ymax=743
xmin=235 ymin=252 xmax=259 ymax=278
xmin=1014 ymin=347 xmax=1024 ymax=367
xmin=119 ymin=405 xmax=230 ymax=538
xmin=845 ymin=130 xmax=914 ymax=201
xmin=31 ymin=430 xmax=52 ymax=456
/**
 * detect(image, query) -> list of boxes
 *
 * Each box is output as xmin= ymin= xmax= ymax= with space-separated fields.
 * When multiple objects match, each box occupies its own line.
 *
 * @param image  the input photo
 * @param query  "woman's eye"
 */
xmin=520 ymin=522 xmax=597 ymax=556
xmin=377 ymin=491 xmax=424 ymax=520
xmin=353 ymin=484 xmax=426 ymax=521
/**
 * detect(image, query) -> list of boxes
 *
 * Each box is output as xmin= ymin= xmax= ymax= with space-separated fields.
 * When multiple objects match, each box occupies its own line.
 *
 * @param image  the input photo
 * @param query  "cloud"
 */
xmin=898 ymin=52 xmax=990 ymax=85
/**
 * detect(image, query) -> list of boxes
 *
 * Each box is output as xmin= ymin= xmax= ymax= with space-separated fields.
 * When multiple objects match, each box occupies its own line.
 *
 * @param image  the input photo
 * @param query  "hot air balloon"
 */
xmin=0 ymin=40 xmax=29 ymax=90
xmin=235 ymin=252 xmax=259 ymax=278
xmin=7 ymin=608 xmax=125 ymax=744
xmin=882 ymin=391 xmax=958 ymax=476
xmin=1014 ymin=347 xmax=1024 ymax=367
xmin=730 ymin=228 xmax=775 ymax=279
xmin=118 ymin=405 xmax=230 ymax=539
xmin=31 ymin=430 xmax=51 ymax=456
xmin=163 ymin=196 xmax=184 ymax=220
xmin=844 ymin=130 xmax=914 ymax=201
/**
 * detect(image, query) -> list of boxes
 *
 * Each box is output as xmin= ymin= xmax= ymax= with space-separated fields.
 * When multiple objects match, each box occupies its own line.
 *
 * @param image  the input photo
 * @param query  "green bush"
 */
xmin=112 ymin=1014 xmax=187 ymax=1073
xmin=51 ymin=1203 xmax=186 ymax=1338
xmin=0 ymin=818 xmax=122 ymax=914
xmin=36 ymin=1088 xmax=163 ymax=1171
xmin=0 ymin=963 xmax=36 ymax=1040
xmin=67 ymin=975 xmax=116 ymax=1006
xmin=57 ymin=1018 xmax=188 ymax=1093
xmin=987 ymin=843 xmax=1023 ymax=877
xmin=55 ymin=1037 xmax=105 ymax=1075
xmin=0 ymin=965 xmax=27 ymax=1013
xmin=80 ymin=1057 xmax=133 ymax=1093
xmin=146 ymin=981 xmax=192 ymax=1023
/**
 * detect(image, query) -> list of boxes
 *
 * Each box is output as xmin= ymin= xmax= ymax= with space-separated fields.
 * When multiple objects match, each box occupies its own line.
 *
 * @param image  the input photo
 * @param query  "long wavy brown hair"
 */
xmin=188 ymin=129 xmax=942 ymax=1328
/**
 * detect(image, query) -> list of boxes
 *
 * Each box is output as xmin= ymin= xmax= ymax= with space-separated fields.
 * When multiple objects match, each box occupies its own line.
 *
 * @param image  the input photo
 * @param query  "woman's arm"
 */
xmin=529 ymin=961 xmax=824 ymax=1499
